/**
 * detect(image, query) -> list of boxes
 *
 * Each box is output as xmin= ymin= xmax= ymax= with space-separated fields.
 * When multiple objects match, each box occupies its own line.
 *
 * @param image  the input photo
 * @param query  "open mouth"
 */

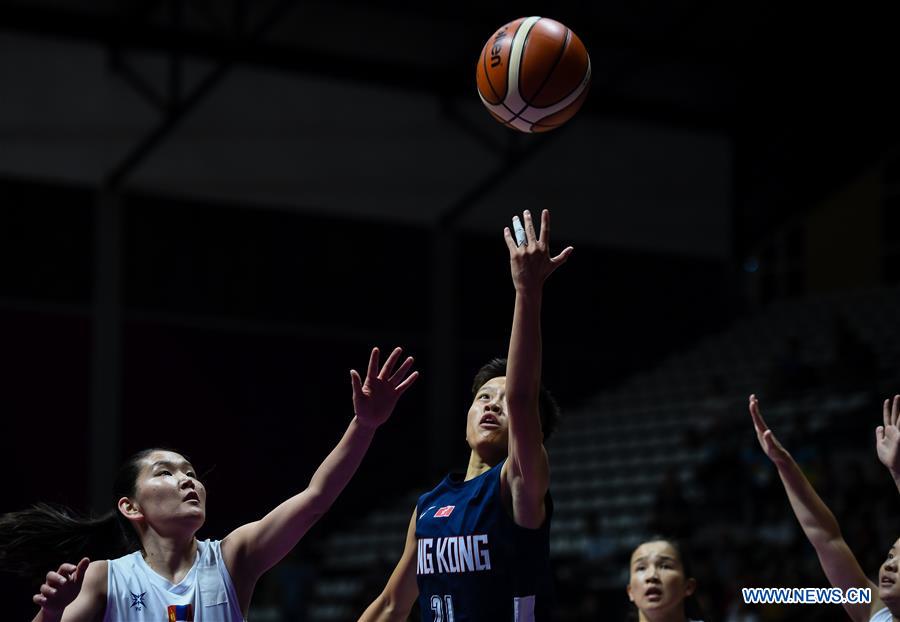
xmin=480 ymin=414 xmax=500 ymax=428
xmin=881 ymin=576 xmax=896 ymax=587
xmin=183 ymin=491 xmax=200 ymax=503
xmin=644 ymin=587 xmax=663 ymax=598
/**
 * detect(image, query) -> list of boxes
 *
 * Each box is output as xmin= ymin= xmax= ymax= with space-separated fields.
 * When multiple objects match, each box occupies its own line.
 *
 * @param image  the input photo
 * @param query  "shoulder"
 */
xmin=83 ymin=559 xmax=109 ymax=598
xmin=417 ymin=474 xmax=457 ymax=502
xmin=869 ymin=606 xmax=892 ymax=622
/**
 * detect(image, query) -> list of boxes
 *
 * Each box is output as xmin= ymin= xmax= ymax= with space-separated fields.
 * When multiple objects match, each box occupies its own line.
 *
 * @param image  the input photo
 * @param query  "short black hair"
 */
xmin=471 ymin=357 xmax=561 ymax=441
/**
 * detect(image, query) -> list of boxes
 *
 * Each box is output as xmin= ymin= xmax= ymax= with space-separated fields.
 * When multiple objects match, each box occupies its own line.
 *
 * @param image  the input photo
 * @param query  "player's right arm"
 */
xmin=358 ymin=508 xmax=419 ymax=622
xmin=31 ymin=558 xmax=107 ymax=622
xmin=875 ymin=395 xmax=900 ymax=495
xmin=749 ymin=395 xmax=880 ymax=622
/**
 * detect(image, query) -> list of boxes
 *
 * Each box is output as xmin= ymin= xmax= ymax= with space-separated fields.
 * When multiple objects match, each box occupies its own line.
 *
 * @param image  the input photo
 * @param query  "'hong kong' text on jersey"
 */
xmin=414 ymin=460 xmax=554 ymax=621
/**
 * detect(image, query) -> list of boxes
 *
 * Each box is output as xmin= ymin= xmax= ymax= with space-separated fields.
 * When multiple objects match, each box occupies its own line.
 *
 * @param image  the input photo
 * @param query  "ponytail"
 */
xmin=0 ymin=447 xmax=183 ymax=583
xmin=0 ymin=503 xmax=137 ymax=582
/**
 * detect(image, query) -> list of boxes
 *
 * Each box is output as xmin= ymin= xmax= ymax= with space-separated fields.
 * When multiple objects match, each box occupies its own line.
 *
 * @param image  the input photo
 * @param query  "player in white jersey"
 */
xmin=2 ymin=346 xmax=418 ymax=622
xmin=750 ymin=393 xmax=900 ymax=622
xmin=627 ymin=538 xmax=705 ymax=622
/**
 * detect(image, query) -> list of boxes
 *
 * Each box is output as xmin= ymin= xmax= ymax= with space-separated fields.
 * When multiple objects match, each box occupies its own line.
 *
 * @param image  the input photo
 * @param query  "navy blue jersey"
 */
xmin=415 ymin=460 xmax=554 ymax=621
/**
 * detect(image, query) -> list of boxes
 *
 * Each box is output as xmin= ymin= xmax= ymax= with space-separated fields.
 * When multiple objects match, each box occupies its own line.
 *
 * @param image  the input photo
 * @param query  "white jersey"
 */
xmin=871 ymin=607 xmax=893 ymax=622
xmin=103 ymin=539 xmax=245 ymax=621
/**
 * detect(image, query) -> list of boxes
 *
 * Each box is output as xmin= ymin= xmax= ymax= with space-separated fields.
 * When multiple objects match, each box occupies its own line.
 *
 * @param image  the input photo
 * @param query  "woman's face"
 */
xmin=878 ymin=537 xmax=900 ymax=604
xmin=627 ymin=541 xmax=695 ymax=618
xmin=122 ymin=450 xmax=206 ymax=533
xmin=465 ymin=377 xmax=509 ymax=458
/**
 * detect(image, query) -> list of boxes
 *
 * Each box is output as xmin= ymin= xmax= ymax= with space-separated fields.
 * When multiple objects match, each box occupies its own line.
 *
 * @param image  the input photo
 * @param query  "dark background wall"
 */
xmin=1 ymin=0 xmax=898 ymax=618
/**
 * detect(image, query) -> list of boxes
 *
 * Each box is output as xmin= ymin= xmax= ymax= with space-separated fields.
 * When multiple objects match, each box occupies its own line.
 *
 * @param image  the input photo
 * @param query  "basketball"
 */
xmin=476 ymin=17 xmax=591 ymax=133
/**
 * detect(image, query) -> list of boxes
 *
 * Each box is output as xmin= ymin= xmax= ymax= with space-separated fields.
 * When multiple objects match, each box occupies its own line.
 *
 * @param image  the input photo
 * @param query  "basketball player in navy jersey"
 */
xmin=359 ymin=209 xmax=572 ymax=622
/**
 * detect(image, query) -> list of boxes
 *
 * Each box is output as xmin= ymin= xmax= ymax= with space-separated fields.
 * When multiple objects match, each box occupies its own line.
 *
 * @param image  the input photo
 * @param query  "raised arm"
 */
xmin=876 ymin=394 xmax=900 ymax=495
xmin=749 ymin=395 xmax=878 ymax=622
xmin=222 ymin=347 xmax=418 ymax=611
xmin=501 ymin=209 xmax=572 ymax=529
xmin=31 ymin=558 xmax=107 ymax=622
xmin=358 ymin=508 xmax=419 ymax=622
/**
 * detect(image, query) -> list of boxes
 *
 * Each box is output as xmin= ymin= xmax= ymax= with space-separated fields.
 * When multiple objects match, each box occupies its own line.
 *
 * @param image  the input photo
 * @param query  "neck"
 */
xmin=139 ymin=531 xmax=198 ymax=583
xmin=639 ymin=609 xmax=688 ymax=622
xmin=464 ymin=450 xmax=502 ymax=481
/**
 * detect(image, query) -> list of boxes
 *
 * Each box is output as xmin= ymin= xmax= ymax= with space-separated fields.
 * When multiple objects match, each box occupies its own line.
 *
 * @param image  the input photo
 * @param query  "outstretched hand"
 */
xmin=33 ymin=557 xmax=90 ymax=614
xmin=351 ymin=347 xmax=418 ymax=430
xmin=503 ymin=209 xmax=573 ymax=293
xmin=876 ymin=395 xmax=900 ymax=474
xmin=749 ymin=394 xmax=791 ymax=466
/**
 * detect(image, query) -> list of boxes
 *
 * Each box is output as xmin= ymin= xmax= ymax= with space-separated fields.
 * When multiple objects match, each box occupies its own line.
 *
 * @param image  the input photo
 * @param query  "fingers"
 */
xmin=388 ymin=356 xmax=415 ymax=385
xmin=882 ymin=395 xmax=900 ymax=428
xmin=41 ymin=583 xmax=59 ymax=598
xmin=378 ymin=347 xmax=404 ymax=381
xmin=46 ymin=570 xmax=68 ymax=588
xmin=56 ymin=562 xmax=77 ymax=577
xmin=748 ymin=394 xmax=769 ymax=434
xmin=523 ymin=210 xmax=538 ymax=245
xmin=74 ymin=557 xmax=90 ymax=582
xmin=503 ymin=226 xmax=517 ymax=252
xmin=395 ymin=370 xmax=420 ymax=395
xmin=539 ymin=208 xmax=550 ymax=245
xmin=350 ymin=369 xmax=363 ymax=397
xmin=512 ymin=215 xmax=527 ymax=247
xmin=366 ymin=347 xmax=380 ymax=382
xmin=33 ymin=593 xmax=47 ymax=607
xmin=877 ymin=426 xmax=886 ymax=443
xmin=550 ymin=246 xmax=574 ymax=268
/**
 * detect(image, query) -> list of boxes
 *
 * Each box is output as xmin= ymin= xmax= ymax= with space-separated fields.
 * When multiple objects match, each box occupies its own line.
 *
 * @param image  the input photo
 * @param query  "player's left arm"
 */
xmin=501 ymin=209 xmax=572 ymax=529
xmin=221 ymin=347 xmax=418 ymax=612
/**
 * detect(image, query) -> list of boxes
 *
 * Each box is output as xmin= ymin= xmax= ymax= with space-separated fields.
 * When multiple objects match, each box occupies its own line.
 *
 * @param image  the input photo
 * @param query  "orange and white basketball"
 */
xmin=476 ymin=17 xmax=591 ymax=133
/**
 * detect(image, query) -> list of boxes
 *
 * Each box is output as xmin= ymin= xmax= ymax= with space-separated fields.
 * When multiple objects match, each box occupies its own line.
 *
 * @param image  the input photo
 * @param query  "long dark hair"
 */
xmin=0 ymin=448 xmax=174 ymax=583
xmin=627 ymin=537 xmax=707 ymax=622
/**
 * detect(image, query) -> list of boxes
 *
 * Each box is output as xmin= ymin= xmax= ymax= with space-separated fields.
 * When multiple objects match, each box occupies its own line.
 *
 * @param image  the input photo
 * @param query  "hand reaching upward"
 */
xmin=876 ymin=394 xmax=900 ymax=475
xmin=351 ymin=347 xmax=418 ymax=430
xmin=749 ymin=394 xmax=791 ymax=466
xmin=503 ymin=209 xmax=573 ymax=294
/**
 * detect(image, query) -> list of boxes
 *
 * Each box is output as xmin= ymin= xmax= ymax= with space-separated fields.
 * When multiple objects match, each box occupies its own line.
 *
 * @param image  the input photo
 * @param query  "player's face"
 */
xmin=131 ymin=450 xmax=207 ymax=531
xmin=627 ymin=541 xmax=695 ymax=617
xmin=878 ymin=538 xmax=900 ymax=603
xmin=466 ymin=377 xmax=509 ymax=456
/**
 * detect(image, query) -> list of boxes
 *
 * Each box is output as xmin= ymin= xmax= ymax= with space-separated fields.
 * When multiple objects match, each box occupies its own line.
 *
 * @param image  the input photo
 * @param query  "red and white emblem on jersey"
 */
xmin=434 ymin=505 xmax=455 ymax=518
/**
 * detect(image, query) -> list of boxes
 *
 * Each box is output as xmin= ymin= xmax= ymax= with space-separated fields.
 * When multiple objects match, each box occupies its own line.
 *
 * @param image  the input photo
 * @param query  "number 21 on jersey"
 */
xmin=430 ymin=594 xmax=455 ymax=622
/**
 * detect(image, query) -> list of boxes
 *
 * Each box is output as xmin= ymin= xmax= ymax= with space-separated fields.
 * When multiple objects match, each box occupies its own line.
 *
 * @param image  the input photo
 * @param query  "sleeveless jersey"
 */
xmin=104 ymin=539 xmax=245 ymax=621
xmin=415 ymin=460 xmax=554 ymax=621
xmin=871 ymin=607 xmax=892 ymax=622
